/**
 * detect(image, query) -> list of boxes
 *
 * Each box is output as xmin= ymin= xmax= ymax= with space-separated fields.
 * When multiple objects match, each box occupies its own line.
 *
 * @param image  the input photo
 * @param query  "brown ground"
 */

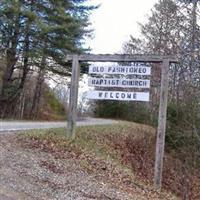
xmin=0 ymin=132 xmax=179 ymax=200
xmin=0 ymin=134 xmax=137 ymax=200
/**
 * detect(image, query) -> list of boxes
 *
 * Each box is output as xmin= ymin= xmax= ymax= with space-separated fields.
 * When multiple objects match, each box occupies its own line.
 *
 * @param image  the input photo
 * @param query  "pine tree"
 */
xmin=0 ymin=0 xmax=96 ymax=118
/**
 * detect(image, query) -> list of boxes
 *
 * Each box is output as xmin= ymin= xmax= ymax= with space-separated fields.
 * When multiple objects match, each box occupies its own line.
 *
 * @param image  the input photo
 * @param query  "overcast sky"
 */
xmin=86 ymin=0 xmax=158 ymax=54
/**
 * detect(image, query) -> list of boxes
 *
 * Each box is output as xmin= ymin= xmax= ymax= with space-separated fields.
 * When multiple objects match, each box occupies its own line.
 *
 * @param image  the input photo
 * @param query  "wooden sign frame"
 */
xmin=66 ymin=53 xmax=178 ymax=191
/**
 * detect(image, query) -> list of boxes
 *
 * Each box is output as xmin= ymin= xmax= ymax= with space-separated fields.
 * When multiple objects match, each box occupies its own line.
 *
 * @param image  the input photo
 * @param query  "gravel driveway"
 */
xmin=0 ymin=134 xmax=136 ymax=200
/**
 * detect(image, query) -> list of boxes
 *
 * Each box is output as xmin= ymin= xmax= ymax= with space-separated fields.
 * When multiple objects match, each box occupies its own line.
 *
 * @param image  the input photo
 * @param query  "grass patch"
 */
xmin=17 ymin=122 xmax=199 ymax=199
xmin=18 ymin=122 xmax=154 ymax=162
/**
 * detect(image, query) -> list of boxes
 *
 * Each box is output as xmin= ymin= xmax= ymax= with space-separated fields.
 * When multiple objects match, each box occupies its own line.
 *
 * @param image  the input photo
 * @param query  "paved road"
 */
xmin=0 ymin=118 xmax=117 ymax=132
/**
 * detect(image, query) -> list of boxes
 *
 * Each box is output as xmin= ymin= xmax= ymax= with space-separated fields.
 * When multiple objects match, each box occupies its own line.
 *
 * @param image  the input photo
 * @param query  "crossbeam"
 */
xmin=65 ymin=54 xmax=178 ymax=63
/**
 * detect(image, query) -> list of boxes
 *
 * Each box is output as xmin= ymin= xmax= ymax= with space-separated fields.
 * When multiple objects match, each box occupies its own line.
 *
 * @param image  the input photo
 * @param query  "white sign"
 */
xmin=89 ymin=65 xmax=151 ymax=75
xmin=88 ymin=78 xmax=150 ymax=88
xmin=86 ymin=91 xmax=150 ymax=102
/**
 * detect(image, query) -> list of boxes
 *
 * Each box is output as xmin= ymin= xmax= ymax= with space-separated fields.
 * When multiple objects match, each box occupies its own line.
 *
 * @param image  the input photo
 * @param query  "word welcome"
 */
xmin=86 ymin=91 xmax=149 ymax=101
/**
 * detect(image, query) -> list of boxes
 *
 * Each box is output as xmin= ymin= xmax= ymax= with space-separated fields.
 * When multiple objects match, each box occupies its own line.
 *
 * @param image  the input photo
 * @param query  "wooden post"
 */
xmin=154 ymin=59 xmax=170 ymax=190
xmin=67 ymin=55 xmax=80 ymax=139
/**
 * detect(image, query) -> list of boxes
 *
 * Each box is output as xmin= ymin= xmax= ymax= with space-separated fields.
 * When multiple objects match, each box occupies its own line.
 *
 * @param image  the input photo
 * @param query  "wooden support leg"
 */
xmin=67 ymin=55 xmax=80 ymax=139
xmin=154 ymin=59 xmax=169 ymax=190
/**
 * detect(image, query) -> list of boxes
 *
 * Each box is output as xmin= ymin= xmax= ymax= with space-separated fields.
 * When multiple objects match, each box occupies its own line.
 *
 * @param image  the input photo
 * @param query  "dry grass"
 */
xmin=17 ymin=121 xmax=200 ymax=199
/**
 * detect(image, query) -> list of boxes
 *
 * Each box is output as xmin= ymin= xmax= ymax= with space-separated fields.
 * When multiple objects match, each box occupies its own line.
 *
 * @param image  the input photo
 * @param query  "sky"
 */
xmin=86 ymin=0 xmax=158 ymax=54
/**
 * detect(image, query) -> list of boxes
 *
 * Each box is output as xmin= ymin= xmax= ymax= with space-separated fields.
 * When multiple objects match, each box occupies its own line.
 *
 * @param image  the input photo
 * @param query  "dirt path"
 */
xmin=0 ymin=134 xmax=136 ymax=200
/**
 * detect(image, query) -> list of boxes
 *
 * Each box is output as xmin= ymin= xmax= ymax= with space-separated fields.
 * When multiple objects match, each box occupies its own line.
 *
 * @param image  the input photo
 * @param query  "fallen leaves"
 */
xmin=16 ymin=122 xmax=200 ymax=199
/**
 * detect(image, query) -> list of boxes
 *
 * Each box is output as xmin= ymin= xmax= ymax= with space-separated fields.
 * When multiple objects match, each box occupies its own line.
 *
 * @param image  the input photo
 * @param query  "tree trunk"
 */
xmin=31 ymin=53 xmax=46 ymax=119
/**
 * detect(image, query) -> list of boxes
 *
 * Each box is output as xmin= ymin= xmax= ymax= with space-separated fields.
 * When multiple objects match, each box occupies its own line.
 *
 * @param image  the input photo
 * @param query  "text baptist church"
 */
xmin=90 ymin=78 xmax=149 ymax=87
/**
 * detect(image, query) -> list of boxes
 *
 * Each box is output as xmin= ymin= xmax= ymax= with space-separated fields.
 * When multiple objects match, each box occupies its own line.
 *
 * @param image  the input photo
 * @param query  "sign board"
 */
xmin=89 ymin=65 xmax=151 ymax=75
xmin=88 ymin=77 xmax=150 ymax=88
xmin=86 ymin=90 xmax=150 ymax=102
xmin=67 ymin=54 xmax=176 ymax=190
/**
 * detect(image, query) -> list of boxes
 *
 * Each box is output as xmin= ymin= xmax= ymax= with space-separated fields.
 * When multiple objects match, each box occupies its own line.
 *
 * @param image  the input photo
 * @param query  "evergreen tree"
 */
xmin=0 ymin=0 xmax=96 ymax=118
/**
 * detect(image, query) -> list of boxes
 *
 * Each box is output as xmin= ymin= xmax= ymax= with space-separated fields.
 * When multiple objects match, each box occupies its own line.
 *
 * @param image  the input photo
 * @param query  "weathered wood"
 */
xmin=65 ymin=54 xmax=178 ymax=63
xmin=154 ymin=59 xmax=170 ymax=190
xmin=67 ymin=55 xmax=80 ymax=139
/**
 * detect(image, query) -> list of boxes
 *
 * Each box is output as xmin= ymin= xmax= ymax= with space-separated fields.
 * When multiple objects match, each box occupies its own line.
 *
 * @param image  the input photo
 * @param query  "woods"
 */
xmin=125 ymin=0 xmax=200 ymax=169
xmin=0 ymin=0 xmax=95 ymax=119
xmin=93 ymin=1 xmax=200 ymax=191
